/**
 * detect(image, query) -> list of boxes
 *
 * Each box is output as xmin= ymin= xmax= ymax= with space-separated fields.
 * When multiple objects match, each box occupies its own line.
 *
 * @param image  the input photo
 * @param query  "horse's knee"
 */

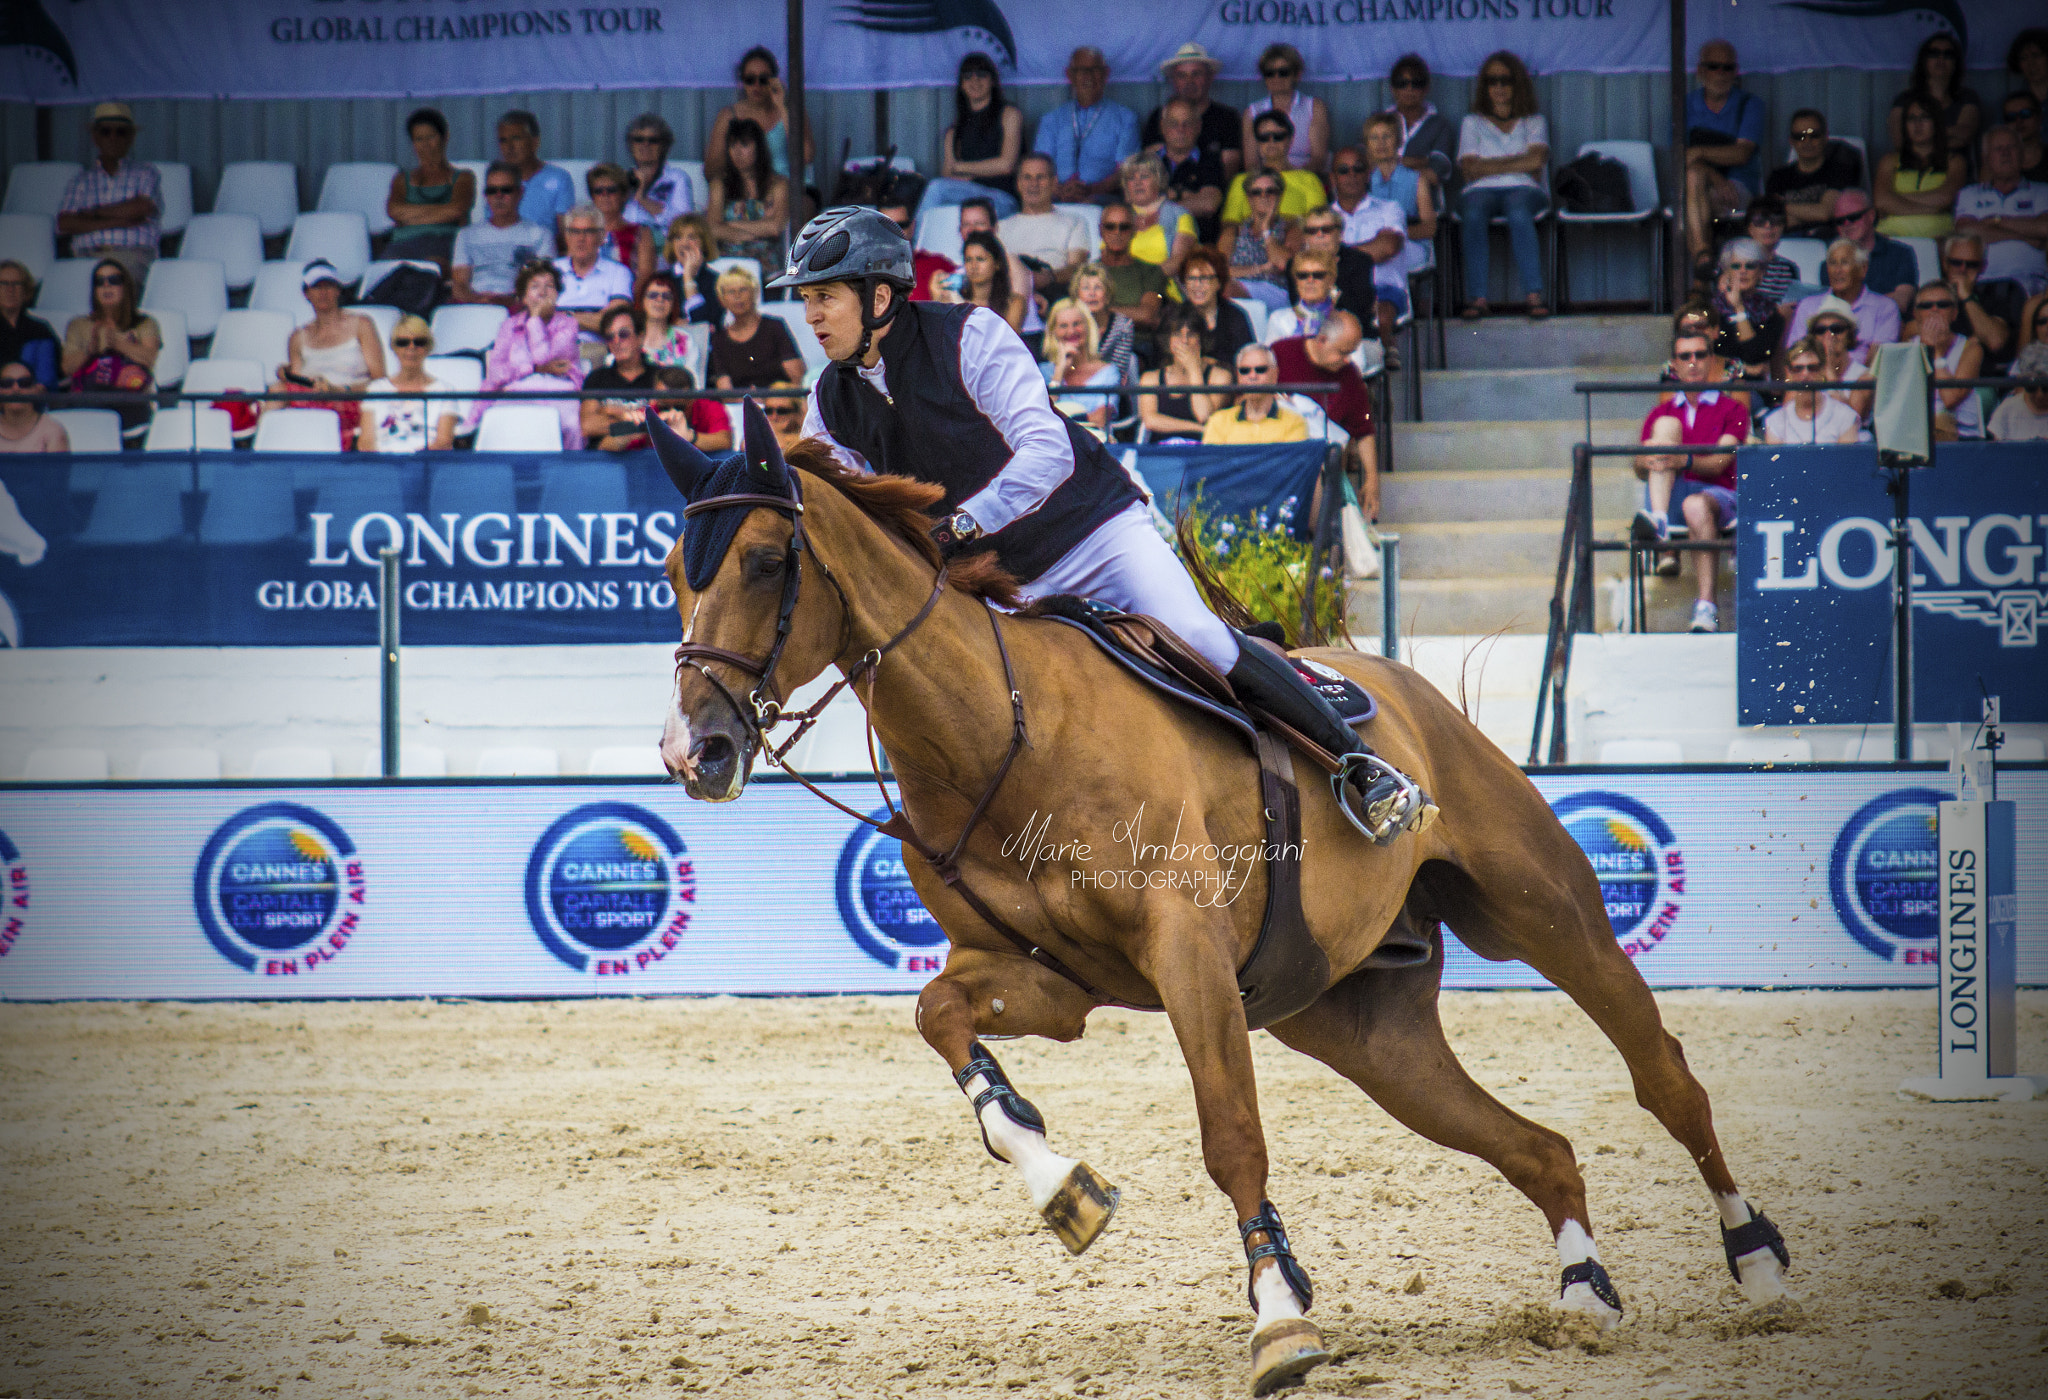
xmin=916 ymin=975 xmax=975 ymax=1056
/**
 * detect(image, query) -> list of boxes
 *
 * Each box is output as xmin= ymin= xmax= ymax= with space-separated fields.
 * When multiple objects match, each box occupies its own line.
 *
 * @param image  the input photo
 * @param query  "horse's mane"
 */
xmin=790 ymin=440 xmax=1024 ymax=608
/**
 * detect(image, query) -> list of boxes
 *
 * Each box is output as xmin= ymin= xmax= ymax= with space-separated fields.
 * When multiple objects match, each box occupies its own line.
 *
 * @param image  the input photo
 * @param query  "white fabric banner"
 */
xmin=3 ymin=0 xmax=2032 ymax=102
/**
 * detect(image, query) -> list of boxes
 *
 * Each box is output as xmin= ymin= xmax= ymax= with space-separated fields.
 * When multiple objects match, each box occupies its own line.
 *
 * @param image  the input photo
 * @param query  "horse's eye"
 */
xmin=746 ymin=548 xmax=785 ymax=581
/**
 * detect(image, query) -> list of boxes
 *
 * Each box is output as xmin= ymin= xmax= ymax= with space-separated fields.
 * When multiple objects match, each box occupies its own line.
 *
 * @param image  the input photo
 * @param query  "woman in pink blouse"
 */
xmin=472 ymin=260 xmax=587 ymax=448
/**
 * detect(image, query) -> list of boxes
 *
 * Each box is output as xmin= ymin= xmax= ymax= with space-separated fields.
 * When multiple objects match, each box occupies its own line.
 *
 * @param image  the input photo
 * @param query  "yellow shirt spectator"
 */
xmin=1220 ymin=169 xmax=1328 ymax=223
xmin=1201 ymin=402 xmax=1309 ymax=444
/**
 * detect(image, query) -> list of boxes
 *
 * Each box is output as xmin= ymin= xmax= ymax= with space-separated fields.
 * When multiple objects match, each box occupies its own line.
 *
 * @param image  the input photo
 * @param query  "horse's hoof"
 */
xmin=1249 ymin=1317 xmax=1329 ymax=1395
xmin=1041 ymin=1161 xmax=1118 ymax=1255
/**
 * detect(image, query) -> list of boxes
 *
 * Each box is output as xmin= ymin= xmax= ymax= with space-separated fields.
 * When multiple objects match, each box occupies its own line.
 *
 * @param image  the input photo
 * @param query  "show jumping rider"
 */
xmin=766 ymin=205 xmax=1428 ymax=843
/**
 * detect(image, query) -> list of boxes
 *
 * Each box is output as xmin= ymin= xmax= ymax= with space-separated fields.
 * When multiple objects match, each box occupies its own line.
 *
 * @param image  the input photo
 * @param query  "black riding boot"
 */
xmin=1225 ymin=637 xmax=1432 ymax=844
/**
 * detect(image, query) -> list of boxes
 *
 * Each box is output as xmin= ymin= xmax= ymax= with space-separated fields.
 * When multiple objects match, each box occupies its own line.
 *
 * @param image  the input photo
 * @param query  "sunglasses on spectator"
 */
xmin=1304 ymin=222 xmax=1340 ymax=234
xmin=1262 ymin=66 xmax=1297 ymax=78
xmin=0 ymin=373 xmax=37 ymax=387
xmin=1791 ymin=128 xmax=1824 ymax=141
xmin=93 ymin=273 xmax=125 ymax=286
xmin=2007 ymin=105 xmax=2040 ymax=120
xmin=1814 ymin=322 xmax=1852 ymax=335
xmin=1249 ymin=185 xmax=1281 ymax=197
xmin=1183 ymin=271 xmax=1217 ymax=283
xmin=93 ymin=123 xmax=132 ymax=136
xmin=1726 ymin=260 xmax=1760 ymax=270
xmin=391 ymin=336 xmax=430 ymax=348
xmin=1673 ymin=349 xmax=1711 ymax=361
xmin=0 ymin=277 xmax=29 ymax=290
xmin=1945 ymin=256 xmax=1983 ymax=270
xmin=1916 ymin=298 xmax=1956 ymax=312
xmin=1295 ymin=270 xmax=1331 ymax=281
xmin=1925 ymin=46 xmax=1958 ymax=60
xmin=1256 ymin=132 xmax=1289 ymax=143
xmin=629 ymin=134 xmax=664 ymax=145
xmin=606 ymin=327 xmax=640 ymax=341
xmin=566 ymin=224 xmax=601 ymax=235
xmin=1788 ymin=360 xmax=1823 ymax=373
xmin=1390 ymin=76 xmax=1425 ymax=89
xmin=763 ymin=406 xmax=800 ymax=418
xmin=1099 ymin=220 xmax=1133 ymax=231
xmin=590 ymin=186 xmax=625 ymax=198
xmin=1332 ymin=162 xmax=1367 ymax=174
xmin=741 ymin=71 xmax=774 ymax=86
xmin=644 ymin=286 xmax=674 ymax=299
xmin=1700 ymin=60 xmax=1735 ymax=72
xmin=485 ymin=184 xmax=520 ymax=196
xmin=1485 ymin=75 xmax=1514 ymax=87
xmin=1236 ymin=361 xmax=1273 ymax=374
xmin=1834 ymin=208 xmax=1873 ymax=223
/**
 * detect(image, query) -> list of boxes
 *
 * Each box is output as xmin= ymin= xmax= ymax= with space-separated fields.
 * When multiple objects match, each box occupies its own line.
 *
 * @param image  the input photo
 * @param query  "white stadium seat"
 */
xmin=23 ymin=748 xmax=109 ymax=781
xmin=474 ymin=404 xmax=563 ymax=452
xmin=141 ymin=258 xmax=227 ymax=338
xmin=285 ymin=211 xmax=371 ymax=286
xmin=36 ymin=258 xmax=96 ymax=313
xmin=475 ymin=746 xmax=559 ymax=777
xmin=348 ymin=302 xmax=402 ymax=365
xmin=143 ymin=404 xmax=233 ymax=452
xmin=1777 ymin=237 xmax=1826 ymax=287
xmin=2 ymin=161 xmax=80 ymax=217
xmin=552 ymin=159 xmax=598 ymax=199
xmin=0 ymin=213 xmax=56 ymax=285
xmin=177 ymin=212 xmax=264 ymax=291
xmin=429 ymin=303 xmax=507 ymax=356
xmin=253 ymin=407 xmax=342 ymax=453
xmin=213 ymin=161 xmax=300 ymax=238
xmin=208 ymin=308 xmax=294 ymax=375
xmin=156 ymin=161 xmax=195 ymax=237
xmin=47 ymin=408 xmax=123 ymax=454
xmin=248 ymin=260 xmax=315 ymax=325
xmin=452 ymin=160 xmax=493 ymax=224
xmin=758 ymin=301 xmax=828 ymax=379
xmin=135 ymin=748 xmax=222 ymax=780
xmin=144 ymin=305 xmax=190 ymax=389
xmin=316 ymin=161 xmax=400 ymax=236
xmin=1055 ymin=202 xmax=1104 ymax=259
xmin=250 ymin=746 xmax=336 ymax=779
xmin=673 ymin=159 xmax=709 ymax=212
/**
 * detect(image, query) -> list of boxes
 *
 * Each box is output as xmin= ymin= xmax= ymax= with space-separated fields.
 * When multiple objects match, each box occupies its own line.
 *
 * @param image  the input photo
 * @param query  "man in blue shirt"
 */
xmin=1683 ymin=40 xmax=1764 ymax=272
xmin=1033 ymin=47 xmax=1140 ymax=205
xmin=497 ymin=110 xmax=576 ymax=251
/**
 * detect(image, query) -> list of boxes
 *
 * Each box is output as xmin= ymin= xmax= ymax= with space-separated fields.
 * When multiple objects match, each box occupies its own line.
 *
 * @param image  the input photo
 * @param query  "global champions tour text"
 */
xmin=259 ymin=510 xmax=684 ymax=614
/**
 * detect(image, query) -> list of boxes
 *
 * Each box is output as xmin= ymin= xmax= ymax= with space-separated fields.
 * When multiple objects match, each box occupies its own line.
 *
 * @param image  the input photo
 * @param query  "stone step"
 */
xmin=1346 ymin=575 xmax=1561 ymax=637
xmin=1390 ymin=518 xmax=1632 ymax=580
xmin=1421 ymin=365 xmax=1663 ymax=423
xmin=1438 ymin=313 xmax=1671 ymax=371
xmin=1379 ymin=466 xmax=1638 ymax=524
xmin=1392 ymin=418 xmax=1640 ymax=473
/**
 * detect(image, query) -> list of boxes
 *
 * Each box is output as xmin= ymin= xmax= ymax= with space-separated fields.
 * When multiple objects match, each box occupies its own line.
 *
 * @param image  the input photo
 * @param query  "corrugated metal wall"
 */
xmin=2 ymin=63 xmax=2016 ymax=304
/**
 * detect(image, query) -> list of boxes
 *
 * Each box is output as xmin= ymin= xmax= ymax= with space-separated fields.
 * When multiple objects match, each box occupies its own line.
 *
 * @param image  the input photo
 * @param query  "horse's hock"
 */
xmin=3 ymin=991 xmax=2045 ymax=1400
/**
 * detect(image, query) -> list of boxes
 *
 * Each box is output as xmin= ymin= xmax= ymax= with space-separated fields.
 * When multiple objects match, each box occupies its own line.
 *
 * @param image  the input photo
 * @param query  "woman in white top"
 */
xmin=1907 ymin=279 xmax=1984 ymax=440
xmin=271 ymin=260 xmax=386 ymax=447
xmin=1806 ymin=304 xmax=1874 ymax=433
xmin=1763 ymin=338 xmax=1861 ymax=444
xmin=1456 ymin=50 xmax=1550 ymax=320
xmin=1242 ymin=43 xmax=1329 ymax=175
xmin=359 ymin=314 xmax=457 ymax=453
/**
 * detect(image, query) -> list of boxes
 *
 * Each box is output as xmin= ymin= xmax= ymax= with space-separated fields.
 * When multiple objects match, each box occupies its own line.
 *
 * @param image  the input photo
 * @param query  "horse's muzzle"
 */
xmin=662 ymin=703 xmax=753 ymax=802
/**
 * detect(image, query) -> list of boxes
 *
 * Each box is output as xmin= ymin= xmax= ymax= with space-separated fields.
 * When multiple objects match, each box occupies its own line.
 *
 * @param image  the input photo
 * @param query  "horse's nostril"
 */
xmin=695 ymin=734 xmax=736 ymax=767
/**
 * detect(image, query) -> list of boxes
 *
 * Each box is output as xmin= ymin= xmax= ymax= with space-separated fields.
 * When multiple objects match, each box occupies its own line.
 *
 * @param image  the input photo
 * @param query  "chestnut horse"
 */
xmin=652 ymin=406 xmax=1791 ymax=1395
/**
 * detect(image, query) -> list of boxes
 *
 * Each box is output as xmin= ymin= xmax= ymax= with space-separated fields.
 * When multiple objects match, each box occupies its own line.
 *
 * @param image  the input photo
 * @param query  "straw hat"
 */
xmin=1159 ymin=43 xmax=1220 ymax=75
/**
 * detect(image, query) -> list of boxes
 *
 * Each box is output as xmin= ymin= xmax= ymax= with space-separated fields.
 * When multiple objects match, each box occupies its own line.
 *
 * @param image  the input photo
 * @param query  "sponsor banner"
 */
xmin=1737 ymin=443 xmax=2048 ymax=727
xmin=0 ymin=451 xmax=682 ymax=647
xmin=12 ymin=0 xmax=2016 ymax=103
xmin=0 ymin=768 xmax=2040 ymax=999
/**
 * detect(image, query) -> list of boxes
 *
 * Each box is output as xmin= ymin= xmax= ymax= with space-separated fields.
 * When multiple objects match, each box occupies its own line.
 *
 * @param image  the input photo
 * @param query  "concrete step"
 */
xmin=1346 ymin=575 xmax=1561 ymax=637
xmin=1392 ymin=418 xmax=1639 ymax=473
xmin=1392 ymin=518 xmax=1632 ymax=579
xmin=1379 ymin=465 xmax=1638 ymax=524
xmin=1421 ymin=365 xmax=1662 ymax=423
xmin=1436 ymin=313 xmax=1671 ymax=371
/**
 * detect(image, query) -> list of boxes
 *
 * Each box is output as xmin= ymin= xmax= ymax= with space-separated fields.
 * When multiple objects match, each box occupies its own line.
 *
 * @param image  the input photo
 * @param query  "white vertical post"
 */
xmin=1900 ymin=798 xmax=2041 ymax=1102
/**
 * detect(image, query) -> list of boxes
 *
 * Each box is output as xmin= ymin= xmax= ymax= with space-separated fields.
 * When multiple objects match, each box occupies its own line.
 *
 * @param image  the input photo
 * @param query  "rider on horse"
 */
xmin=768 ymin=205 xmax=1428 ymax=843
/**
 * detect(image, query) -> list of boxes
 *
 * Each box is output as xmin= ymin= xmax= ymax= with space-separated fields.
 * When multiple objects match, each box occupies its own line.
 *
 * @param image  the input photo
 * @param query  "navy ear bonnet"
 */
xmin=649 ymin=398 xmax=795 ymax=590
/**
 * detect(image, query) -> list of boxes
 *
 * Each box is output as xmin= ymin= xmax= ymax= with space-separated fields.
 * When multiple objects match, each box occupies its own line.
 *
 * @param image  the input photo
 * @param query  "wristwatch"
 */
xmin=931 ymin=509 xmax=983 ymax=547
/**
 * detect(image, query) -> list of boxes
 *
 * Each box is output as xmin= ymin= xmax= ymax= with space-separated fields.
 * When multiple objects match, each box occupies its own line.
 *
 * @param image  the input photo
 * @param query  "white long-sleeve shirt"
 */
xmin=801 ymin=305 xmax=1077 ymax=536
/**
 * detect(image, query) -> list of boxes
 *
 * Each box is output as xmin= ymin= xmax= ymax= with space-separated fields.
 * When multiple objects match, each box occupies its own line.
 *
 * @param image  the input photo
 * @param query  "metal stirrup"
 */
xmin=1332 ymin=753 xmax=1431 ymax=845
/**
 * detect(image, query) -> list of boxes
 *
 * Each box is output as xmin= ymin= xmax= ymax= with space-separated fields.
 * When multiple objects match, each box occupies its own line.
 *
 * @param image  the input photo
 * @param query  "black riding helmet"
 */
xmin=766 ymin=206 xmax=915 ymax=362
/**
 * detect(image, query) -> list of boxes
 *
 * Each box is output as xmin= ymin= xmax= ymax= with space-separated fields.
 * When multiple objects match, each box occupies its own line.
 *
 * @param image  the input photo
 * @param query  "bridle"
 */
xmin=669 ymin=477 xmax=1112 ymax=1004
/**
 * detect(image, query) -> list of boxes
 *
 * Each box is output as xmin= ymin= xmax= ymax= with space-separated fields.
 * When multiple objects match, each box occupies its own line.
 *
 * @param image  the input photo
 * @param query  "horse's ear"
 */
xmin=648 ymin=407 xmax=716 ymax=500
xmin=740 ymin=397 xmax=790 ymax=496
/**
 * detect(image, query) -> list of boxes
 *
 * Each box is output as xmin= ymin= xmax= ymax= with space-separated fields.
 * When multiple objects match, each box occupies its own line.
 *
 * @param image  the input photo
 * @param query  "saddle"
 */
xmin=1021 ymin=597 xmax=1428 ymax=1029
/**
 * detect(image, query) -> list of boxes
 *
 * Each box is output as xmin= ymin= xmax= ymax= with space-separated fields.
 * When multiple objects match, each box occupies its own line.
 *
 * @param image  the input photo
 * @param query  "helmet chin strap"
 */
xmin=844 ymin=277 xmax=902 ymax=365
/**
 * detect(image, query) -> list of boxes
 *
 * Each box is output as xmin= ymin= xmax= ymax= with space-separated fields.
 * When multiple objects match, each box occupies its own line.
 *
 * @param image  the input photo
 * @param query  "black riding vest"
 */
xmin=815 ymin=301 xmax=1141 ymax=582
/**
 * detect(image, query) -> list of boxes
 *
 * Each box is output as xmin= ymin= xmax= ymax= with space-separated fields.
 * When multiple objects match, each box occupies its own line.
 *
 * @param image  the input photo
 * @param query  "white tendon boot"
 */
xmin=1551 ymin=1219 xmax=1624 ymax=1328
xmin=1715 ymin=1192 xmax=1792 ymax=1304
xmin=955 ymin=1041 xmax=1117 ymax=1255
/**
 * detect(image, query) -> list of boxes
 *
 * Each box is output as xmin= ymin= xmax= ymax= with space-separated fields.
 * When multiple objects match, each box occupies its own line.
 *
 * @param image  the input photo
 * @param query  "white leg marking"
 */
xmin=1713 ymin=1190 xmax=1791 ymax=1304
xmin=962 ymin=1073 xmax=1075 ymax=1211
xmin=1552 ymin=1220 xmax=1622 ymax=1327
xmin=1251 ymin=1258 xmax=1308 ymax=1332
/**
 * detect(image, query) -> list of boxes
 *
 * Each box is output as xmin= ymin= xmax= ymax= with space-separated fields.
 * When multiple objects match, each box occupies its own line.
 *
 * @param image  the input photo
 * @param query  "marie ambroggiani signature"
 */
xmin=998 ymin=804 xmax=1303 ymax=909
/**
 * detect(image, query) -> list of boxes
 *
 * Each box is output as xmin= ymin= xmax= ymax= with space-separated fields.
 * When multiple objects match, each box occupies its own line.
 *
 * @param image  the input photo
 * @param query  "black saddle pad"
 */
xmin=1026 ymin=595 xmax=1376 ymax=739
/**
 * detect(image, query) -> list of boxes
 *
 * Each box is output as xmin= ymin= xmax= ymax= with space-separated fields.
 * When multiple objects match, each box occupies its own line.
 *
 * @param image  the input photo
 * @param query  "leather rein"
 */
xmin=670 ymin=483 xmax=1110 ymax=1003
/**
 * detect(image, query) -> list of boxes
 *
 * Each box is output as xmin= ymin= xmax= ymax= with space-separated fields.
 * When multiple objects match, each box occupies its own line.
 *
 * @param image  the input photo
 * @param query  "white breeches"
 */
xmin=1016 ymin=501 xmax=1241 ymax=673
